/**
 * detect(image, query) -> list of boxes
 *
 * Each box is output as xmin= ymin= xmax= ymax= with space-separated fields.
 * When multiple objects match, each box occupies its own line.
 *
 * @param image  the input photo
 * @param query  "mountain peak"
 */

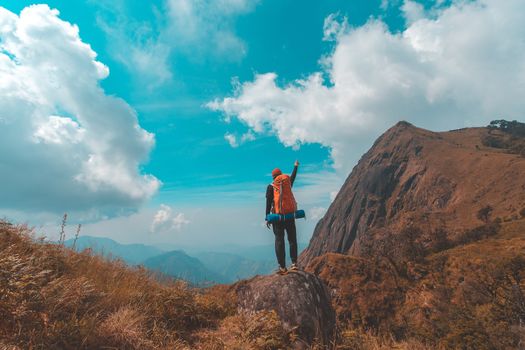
xmin=300 ymin=122 xmax=525 ymax=264
xmin=392 ymin=120 xmax=414 ymax=129
xmin=382 ymin=120 xmax=421 ymax=138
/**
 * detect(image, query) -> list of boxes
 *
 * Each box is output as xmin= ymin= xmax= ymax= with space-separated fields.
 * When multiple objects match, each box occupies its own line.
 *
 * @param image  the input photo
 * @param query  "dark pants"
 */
xmin=272 ymin=218 xmax=298 ymax=268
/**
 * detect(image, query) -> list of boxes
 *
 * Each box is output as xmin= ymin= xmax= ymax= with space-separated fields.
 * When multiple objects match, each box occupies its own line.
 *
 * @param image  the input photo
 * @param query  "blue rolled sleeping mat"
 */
xmin=266 ymin=210 xmax=306 ymax=223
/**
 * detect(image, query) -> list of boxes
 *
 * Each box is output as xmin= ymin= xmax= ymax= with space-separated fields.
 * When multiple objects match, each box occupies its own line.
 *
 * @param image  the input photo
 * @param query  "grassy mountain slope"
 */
xmin=302 ymin=121 xmax=525 ymax=348
xmin=307 ymin=219 xmax=525 ymax=348
xmin=0 ymin=222 xmax=298 ymax=349
xmin=1 ymin=221 xmax=433 ymax=349
xmin=301 ymin=122 xmax=525 ymax=263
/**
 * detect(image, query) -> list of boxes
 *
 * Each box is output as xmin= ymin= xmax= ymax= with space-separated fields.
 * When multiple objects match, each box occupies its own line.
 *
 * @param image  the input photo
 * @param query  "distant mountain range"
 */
xmin=143 ymin=250 xmax=226 ymax=285
xmin=64 ymin=236 xmax=163 ymax=265
xmin=193 ymin=251 xmax=275 ymax=281
xmin=195 ymin=243 xmax=310 ymax=263
xmin=64 ymin=236 xmax=307 ymax=285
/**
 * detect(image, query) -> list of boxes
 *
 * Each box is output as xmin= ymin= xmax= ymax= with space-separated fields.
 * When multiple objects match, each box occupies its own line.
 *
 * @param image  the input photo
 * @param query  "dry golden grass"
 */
xmin=2 ymin=220 xmax=490 ymax=349
xmin=0 ymin=222 xmax=235 ymax=349
xmin=194 ymin=310 xmax=293 ymax=350
xmin=335 ymin=329 xmax=435 ymax=350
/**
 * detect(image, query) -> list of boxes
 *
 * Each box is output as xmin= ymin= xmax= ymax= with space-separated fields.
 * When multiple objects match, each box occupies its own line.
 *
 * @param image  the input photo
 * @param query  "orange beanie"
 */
xmin=272 ymin=168 xmax=282 ymax=177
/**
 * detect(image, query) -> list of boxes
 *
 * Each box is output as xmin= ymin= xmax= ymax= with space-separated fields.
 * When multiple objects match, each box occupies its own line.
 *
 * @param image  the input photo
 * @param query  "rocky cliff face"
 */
xmin=232 ymin=271 xmax=335 ymax=349
xmin=301 ymin=121 xmax=525 ymax=265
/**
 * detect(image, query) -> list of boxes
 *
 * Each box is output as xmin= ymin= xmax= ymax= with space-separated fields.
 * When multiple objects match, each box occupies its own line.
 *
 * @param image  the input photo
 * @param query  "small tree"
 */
xmin=489 ymin=119 xmax=525 ymax=137
xmin=477 ymin=205 xmax=493 ymax=223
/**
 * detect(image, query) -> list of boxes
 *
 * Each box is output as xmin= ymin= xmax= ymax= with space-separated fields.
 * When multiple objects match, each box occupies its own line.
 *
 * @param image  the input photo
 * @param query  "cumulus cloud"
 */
xmin=33 ymin=116 xmax=85 ymax=144
xmin=209 ymin=0 xmax=525 ymax=173
xmin=401 ymin=0 xmax=426 ymax=25
xmin=150 ymin=204 xmax=190 ymax=233
xmin=0 ymin=5 xmax=160 ymax=213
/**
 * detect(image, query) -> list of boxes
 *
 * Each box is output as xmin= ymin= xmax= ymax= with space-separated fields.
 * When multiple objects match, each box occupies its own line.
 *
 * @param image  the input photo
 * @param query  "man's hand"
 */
xmin=294 ymin=160 xmax=299 ymax=167
xmin=266 ymin=220 xmax=271 ymax=229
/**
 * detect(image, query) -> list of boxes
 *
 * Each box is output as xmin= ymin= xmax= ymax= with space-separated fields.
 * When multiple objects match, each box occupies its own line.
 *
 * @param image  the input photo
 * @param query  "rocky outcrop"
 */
xmin=300 ymin=121 xmax=525 ymax=265
xmin=233 ymin=270 xmax=335 ymax=349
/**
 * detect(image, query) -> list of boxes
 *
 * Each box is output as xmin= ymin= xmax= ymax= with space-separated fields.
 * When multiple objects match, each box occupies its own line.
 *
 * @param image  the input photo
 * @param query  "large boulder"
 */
xmin=233 ymin=270 xmax=335 ymax=349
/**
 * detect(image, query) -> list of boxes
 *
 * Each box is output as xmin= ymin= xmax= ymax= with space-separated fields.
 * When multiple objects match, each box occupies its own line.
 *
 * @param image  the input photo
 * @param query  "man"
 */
xmin=266 ymin=160 xmax=299 ymax=275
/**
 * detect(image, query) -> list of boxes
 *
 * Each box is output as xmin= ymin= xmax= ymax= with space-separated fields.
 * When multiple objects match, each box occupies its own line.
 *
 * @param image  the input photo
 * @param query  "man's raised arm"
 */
xmin=290 ymin=160 xmax=299 ymax=187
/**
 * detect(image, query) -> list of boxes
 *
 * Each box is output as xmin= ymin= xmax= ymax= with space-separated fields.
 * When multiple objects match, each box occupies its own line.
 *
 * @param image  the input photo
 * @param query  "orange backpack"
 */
xmin=272 ymin=174 xmax=297 ymax=214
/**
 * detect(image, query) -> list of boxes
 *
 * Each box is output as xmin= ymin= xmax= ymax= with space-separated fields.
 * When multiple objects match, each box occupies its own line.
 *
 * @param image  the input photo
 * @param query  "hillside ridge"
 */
xmin=301 ymin=122 xmax=525 ymax=264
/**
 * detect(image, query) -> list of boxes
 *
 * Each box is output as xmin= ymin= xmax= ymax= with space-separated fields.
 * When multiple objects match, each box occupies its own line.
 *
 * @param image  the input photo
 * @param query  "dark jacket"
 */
xmin=266 ymin=165 xmax=298 ymax=217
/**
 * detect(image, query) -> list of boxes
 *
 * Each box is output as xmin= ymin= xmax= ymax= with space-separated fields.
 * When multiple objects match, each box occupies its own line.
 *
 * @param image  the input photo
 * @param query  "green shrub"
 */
xmin=477 ymin=205 xmax=493 ymax=223
xmin=455 ymin=223 xmax=500 ymax=245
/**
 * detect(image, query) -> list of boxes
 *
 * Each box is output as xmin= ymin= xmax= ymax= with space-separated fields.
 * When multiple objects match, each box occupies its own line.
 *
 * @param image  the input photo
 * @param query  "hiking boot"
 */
xmin=290 ymin=263 xmax=299 ymax=271
xmin=276 ymin=266 xmax=288 ymax=275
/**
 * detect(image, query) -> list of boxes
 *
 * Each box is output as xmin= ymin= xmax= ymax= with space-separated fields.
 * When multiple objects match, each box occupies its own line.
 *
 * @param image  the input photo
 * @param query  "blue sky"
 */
xmin=1 ymin=0 xmax=524 ymax=249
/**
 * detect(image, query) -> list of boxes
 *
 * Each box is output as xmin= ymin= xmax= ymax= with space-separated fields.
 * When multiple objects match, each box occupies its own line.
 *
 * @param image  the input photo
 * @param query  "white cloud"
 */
xmin=224 ymin=133 xmax=239 ymax=148
xmin=33 ymin=116 xmax=85 ymax=144
xmin=209 ymin=0 xmax=525 ymax=174
xmin=165 ymin=0 xmax=255 ymax=61
xmin=241 ymin=131 xmax=256 ymax=143
xmin=224 ymin=130 xmax=255 ymax=148
xmin=150 ymin=204 xmax=190 ymax=233
xmin=402 ymin=0 xmax=426 ymax=25
xmin=93 ymin=0 xmax=259 ymax=85
xmin=98 ymin=17 xmax=172 ymax=87
xmin=172 ymin=212 xmax=190 ymax=230
xmin=323 ymin=13 xmax=348 ymax=42
xmin=0 ymin=5 xmax=160 ymax=214
xmin=309 ymin=207 xmax=327 ymax=221
xmin=380 ymin=0 xmax=403 ymax=11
